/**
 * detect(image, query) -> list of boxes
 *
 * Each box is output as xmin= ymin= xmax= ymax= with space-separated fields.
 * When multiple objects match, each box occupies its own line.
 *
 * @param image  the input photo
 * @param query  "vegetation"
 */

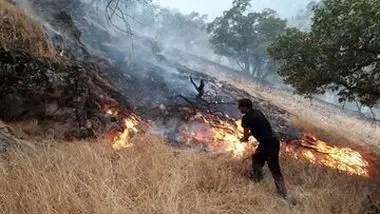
xmin=287 ymin=1 xmax=317 ymax=31
xmin=103 ymin=0 xmax=153 ymax=35
xmin=82 ymin=0 xmax=210 ymax=54
xmin=153 ymin=9 xmax=208 ymax=50
xmin=0 ymin=134 xmax=379 ymax=214
xmin=268 ymin=0 xmax=380 ymax=109
xmin=0 ymin=0 xmax=57 ymax=60
xmin=58 ymin=0 xmax=154 ymax=36
xmin=207 ymin=0 xmax=287 ymax=80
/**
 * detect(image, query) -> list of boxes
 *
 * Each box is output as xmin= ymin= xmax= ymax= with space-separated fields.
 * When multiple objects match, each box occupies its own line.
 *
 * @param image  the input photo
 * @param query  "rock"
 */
xmin=45 ymin=102 xmax=59 ymax=116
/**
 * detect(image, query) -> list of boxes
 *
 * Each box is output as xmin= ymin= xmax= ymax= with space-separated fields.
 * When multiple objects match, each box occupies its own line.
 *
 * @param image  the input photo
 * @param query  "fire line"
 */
xmin=101 ymin=101 xmax=371 ymax=178
xmin=179 ymin=112 xmax=370 ymax=177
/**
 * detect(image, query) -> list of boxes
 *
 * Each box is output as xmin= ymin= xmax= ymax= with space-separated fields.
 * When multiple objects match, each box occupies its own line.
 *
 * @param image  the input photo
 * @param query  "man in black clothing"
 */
xmin=238 ymin=98 xmax=287 ymax=198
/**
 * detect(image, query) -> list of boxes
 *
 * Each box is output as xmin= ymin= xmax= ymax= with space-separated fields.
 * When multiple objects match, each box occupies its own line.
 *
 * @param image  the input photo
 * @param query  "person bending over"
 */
xmin=238 ymin=98 xmax=287 ymax=198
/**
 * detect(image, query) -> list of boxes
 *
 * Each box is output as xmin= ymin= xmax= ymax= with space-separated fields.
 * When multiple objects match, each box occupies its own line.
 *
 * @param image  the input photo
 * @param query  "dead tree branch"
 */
xmin=190 ymin=76 xmax=205 ymax=98
xmin=102 ymin=0 xmax=152 ymax=35
xmin=173 ymin=95 xmax=234 ymax=118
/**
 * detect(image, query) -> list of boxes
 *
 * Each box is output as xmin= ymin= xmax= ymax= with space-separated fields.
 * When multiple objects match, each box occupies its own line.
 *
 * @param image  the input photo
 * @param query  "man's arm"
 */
xmin=241 ymin=128 xmax=250 ymax=142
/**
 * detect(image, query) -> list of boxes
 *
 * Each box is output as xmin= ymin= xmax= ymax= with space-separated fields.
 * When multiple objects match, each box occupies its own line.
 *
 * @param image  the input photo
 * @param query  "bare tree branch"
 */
xmin=100 ymin=0 xmax=152 ymax=35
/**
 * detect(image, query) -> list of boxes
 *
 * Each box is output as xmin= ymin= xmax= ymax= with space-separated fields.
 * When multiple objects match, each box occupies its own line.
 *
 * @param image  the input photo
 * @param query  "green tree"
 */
xmin=207 ymin=0 xmax=287 ymax=80
xmin=268 ymin=0 xmax=380 ymax=108
xmin=154 ymin=8 xmax=208 ymax=50
xmin=288 ymin=1 xmax=317 ymax=31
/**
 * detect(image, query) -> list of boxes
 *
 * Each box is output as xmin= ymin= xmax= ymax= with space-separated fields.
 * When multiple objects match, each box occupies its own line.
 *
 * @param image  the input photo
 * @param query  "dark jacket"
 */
xmin=241 ymin=109 xmax=279 ymax=152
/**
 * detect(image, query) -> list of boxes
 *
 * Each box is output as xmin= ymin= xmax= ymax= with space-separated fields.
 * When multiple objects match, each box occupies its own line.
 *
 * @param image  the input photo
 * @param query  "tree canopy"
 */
xmin=153 ymin=9 xmax=208 ymax=50
xmin=287 ymin=1 xmax=317 ymax=31
xmin=207 ymin=0 xmax=287 ymax=80
xmin=268 ymin=0 xmax=380 ymax=108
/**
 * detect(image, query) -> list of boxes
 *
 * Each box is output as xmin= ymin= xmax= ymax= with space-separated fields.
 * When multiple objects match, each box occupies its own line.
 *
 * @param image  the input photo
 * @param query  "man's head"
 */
xmin=238 ymin=98 xmax=253 ymax=114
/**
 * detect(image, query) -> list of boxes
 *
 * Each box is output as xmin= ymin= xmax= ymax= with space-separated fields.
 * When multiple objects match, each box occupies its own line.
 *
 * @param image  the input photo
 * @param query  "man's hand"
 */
xmin=240 ymin=137 xmax=249 ymax=143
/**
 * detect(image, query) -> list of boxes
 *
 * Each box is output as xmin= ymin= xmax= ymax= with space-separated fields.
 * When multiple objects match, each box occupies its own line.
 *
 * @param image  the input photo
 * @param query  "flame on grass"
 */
xmin=101 ymin=100 xmax=141 ymax=150
xmin=182 ymin=112 xmax=370 ymax=177
xmin=285 ymin=132 xmax=369 ymax=177
xmin=181 ymin=112 xmax=256 ymax=156
xmin=100 ymin=100 xmax=370 ymax=177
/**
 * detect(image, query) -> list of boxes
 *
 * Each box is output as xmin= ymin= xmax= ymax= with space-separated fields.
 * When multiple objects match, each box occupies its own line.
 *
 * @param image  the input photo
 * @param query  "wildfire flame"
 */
xmin=100 ymin=99 xmax=370 ymax=178
xmin=286 ymin=133 xmax=369 ymax=177
xmin=102 ymin=100 xmax=141 ymax=150
xmin=182 ymin=112 xmax=370 ymax=177
xmin=181 ymin=113 xmax=256 ymax=156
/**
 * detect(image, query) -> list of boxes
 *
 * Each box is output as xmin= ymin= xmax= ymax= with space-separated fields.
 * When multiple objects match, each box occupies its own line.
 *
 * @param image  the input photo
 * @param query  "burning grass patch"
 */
xmin=292 ymin=116 xmax=358 ymax=148
xmin=0 ymin=0 xmax=57 ymax=60
xmin=0 ymin=134 xmax=379 ymax=214
xmin=291 ymin=116 xmax=380 ymax=179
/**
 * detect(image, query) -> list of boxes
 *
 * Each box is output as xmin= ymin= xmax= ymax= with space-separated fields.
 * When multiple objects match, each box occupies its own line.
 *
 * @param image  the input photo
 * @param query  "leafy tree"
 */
xmin=268 ymin=0 xmax=380 ymax=108
xmin=153 ymin=8 xmax=208 ymax=50
xmin=287 ymin=1 xmax=317 ymax=31
xmin=207 ymin=0 xmax=287 ymax=80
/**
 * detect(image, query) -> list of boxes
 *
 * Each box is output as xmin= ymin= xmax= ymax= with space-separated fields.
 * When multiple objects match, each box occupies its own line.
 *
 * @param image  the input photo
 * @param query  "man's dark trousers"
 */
xmin=250 ymin=138 xmax=287 ymax=198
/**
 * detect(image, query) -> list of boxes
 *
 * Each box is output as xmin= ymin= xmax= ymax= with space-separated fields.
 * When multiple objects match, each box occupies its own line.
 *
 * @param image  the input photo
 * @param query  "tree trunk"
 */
xmin=260 ymin=68 xmax=272 ymax=80
xmin=242 ymin=54 xmax=251 ymax=74
xmin=261 ymin=60 xmax=276 ymax=80
xmin=252 ymin=60 xmax=263 ymax=79
xmin=370 ymin=108 xmax=377 ymax=121
xmin=355 ymin=100 xmax=363 ymax=113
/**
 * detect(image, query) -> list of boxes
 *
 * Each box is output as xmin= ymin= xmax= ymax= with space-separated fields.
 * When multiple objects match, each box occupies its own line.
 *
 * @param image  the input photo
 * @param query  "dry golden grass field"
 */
xmin=0 ymin=134 xmax=379 ymax=214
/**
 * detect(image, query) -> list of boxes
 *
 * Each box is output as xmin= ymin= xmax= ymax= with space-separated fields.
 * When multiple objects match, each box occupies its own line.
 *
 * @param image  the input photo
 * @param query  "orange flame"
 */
xmin=102 ymin=100 xmax=141 ymax=150
xmin=182 ymin=113 xmax=256 ymax=156
xmin=285 ymin=132 xmax=369 ymax=177
xmin=182 ymin=113 xmax=370 ymax=177
xmin=101 ymin=100 xmax=370 ymax=177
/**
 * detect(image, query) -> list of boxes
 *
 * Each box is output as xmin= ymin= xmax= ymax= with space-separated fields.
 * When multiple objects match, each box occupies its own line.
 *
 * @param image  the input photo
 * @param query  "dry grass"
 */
xmin=0 ymin=0 xmax=57 ymax=60
xmin=0 ymin=134 xmax=379 ymax=214
xmin=291 ymin=117 xmax=362 ymax=147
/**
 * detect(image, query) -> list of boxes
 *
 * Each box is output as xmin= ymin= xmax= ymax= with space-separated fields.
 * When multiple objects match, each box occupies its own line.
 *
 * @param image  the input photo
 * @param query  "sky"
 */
xmin=153 ymin=0 xmax=312 ymax=20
